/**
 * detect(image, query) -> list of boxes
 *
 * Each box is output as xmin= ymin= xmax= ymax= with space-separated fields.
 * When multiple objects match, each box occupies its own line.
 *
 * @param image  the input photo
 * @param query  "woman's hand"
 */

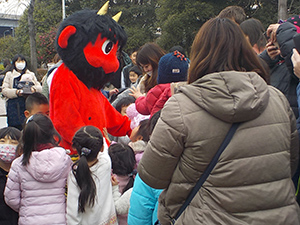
xmin=16 ymin=89 xmax=23 ymax=97
xmin=31 ymin=86 xmax=36 ymax=93
xmin=292 ymin=48 xmax=300 ymax=78
xmin=266 ymin=41 xmax=280 ymax=60
xmin=266 ymin=23 xmax=280 ymax=44
xmin=129 ymin=86 xmax=143 ymax=99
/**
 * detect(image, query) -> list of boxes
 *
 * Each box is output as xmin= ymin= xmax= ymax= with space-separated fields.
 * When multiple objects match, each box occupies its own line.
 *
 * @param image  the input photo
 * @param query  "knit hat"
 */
xmin=157 ymin=50 xmax=189 ymax=84
xmin=284 ymin=15 xmax=300 ymax=33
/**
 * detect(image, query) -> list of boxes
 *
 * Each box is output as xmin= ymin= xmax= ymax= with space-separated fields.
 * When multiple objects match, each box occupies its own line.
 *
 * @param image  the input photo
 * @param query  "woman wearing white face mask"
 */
xmin=2 ymin=54 xmax=42 ymax=130
xmin=0 ymin=127 xmax=21 ymax=225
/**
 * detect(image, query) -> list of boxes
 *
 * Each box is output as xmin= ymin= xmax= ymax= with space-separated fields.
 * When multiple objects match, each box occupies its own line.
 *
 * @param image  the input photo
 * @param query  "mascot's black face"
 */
xmin=55 ymin=9 xmax=127 ymax=90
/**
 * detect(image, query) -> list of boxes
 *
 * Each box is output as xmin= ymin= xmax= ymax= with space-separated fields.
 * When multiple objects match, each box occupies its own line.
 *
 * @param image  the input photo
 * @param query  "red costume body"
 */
xmin=50 ymin=64 xmax=131 ymax=155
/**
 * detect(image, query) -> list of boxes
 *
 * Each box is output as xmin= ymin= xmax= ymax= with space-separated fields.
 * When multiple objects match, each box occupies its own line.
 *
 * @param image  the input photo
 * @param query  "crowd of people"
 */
xmin=0 ymin=4 xmax=300 ymax=225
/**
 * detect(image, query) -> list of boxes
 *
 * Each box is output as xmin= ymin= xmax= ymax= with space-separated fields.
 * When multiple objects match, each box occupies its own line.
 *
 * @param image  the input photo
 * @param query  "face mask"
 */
xmin=0 ymin=144 xmax=17 ymax=163
xmin=15 ymin=62 xmax=26 ymax=71
xmin=146 ymin=71 xmax=152 ymax=76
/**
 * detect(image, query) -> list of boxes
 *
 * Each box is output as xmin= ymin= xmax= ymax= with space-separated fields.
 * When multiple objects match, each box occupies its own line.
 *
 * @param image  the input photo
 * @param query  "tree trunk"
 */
xmin=28 ymin=0 xmax=37 ymax=75
xmin=278 ymin=0 xmax=288 ymax=21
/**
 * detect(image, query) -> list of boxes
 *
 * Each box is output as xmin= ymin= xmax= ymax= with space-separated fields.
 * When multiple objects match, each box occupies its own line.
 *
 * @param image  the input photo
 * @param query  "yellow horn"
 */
xmin=112 ymin=11 xmax=122 ymax=22
xmin=97 ymin=1 xmax=109 ymax=15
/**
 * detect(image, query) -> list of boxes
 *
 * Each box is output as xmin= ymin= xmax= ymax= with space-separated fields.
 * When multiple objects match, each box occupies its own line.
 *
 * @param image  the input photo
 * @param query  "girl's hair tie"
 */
xmin=128 ymin=169 xmax=137 ymax=177
xmin=81 ymin=147 xmax=91 ymax=156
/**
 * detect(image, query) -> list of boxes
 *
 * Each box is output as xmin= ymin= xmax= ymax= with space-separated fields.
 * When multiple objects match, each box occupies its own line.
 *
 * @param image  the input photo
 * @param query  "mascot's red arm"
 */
xmin=104 ymin=96 xmax=132 ymax=136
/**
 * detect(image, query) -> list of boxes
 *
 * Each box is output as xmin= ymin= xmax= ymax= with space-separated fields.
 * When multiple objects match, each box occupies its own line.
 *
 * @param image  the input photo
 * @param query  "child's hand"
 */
xmin=103 ymin=127 xmax=111 ymax=143
xmin=111 ymin=175 xmax=119 ymax=186
xmin=109 ymin=88 xmax=119 ymax=96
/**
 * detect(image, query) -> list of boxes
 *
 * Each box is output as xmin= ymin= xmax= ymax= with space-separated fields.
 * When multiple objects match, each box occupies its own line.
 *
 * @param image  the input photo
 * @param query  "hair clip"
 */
xmin=26 ymin=115 xmax=34 ymax=124
xmin=81 ymin=147 xmax=92 ymax=156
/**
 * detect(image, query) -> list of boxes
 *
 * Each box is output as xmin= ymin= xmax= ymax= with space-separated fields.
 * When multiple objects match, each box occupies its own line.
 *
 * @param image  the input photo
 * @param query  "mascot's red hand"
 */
xmin=84 ymin=34 xmax=120 ymax=74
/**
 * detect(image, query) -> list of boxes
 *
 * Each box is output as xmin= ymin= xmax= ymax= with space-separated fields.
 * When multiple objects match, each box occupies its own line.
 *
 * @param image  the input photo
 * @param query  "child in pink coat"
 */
xmin=4 ymin=114 xmax=72 ymax=225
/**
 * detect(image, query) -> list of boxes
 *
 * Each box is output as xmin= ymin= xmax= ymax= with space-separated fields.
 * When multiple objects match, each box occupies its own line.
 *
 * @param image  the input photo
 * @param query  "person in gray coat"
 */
xmin=138 ymin=17 xmax=300 ymax=225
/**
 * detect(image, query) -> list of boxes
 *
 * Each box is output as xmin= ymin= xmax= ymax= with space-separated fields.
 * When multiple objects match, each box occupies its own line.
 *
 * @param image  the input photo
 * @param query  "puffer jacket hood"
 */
xmin=25 ymin=147 xmax=70 ymax=182
xmin=180 ymin=71 xmax=269 ymax=123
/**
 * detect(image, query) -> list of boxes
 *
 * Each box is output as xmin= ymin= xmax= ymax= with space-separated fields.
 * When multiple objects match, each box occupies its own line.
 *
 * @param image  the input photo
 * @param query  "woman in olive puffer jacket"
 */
xmin=138 ymin=18 xmax=300 ymax=225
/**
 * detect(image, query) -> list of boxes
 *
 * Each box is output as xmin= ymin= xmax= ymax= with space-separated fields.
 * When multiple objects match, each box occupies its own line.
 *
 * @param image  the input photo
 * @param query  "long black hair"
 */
xmin=21 ymin=114 xmax=61 ymax=166
xmin=108 ymin=143 xmax=136 ymax=193
xmin=71 ymin=126 xmax=103 ymax=213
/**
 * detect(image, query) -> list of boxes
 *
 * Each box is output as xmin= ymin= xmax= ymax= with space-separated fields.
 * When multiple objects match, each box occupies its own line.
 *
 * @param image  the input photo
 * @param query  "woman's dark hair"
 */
xmin=12 ymin=54 xmax=28 ymax=74
xmin=240 ymin=18 xmax=266 ymax=50
xmin=136 ymin=43 xmax=165 ymax=93
xmin=218 ymin=5 xmax=246 ymax=25
xmin=0 ymin=127 xmax=21 ymax=140
xmin=21 ymin=114 xmax=61 ymax=166
xmin=115 ymin=96 xmax=135 ymax=113
xmin=71 ymin=126 xmax=103 ymax=213
xmin=108 ymin=143 xmax=136 ymax=193
xmin=188 ymin=17 xmax=269 ymax=84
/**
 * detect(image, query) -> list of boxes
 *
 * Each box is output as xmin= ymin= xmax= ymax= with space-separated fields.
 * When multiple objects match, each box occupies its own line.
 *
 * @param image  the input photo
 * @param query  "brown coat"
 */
xmin=138 ymin=71 xmax=300 ymax=225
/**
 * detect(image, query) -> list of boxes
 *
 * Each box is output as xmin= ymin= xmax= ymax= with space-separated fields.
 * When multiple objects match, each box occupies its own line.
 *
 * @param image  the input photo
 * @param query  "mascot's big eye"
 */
xmin=102 ymin=40 xmax=114 ymax=55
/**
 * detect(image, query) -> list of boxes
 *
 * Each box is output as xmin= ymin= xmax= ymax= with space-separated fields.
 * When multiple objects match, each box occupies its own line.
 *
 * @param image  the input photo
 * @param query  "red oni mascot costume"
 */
xmin=50 ymin=3 xmax=131 ymax=155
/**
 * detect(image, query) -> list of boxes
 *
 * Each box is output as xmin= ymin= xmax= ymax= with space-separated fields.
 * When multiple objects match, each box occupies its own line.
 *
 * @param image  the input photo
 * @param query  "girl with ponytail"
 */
xmin=4 ymin=114 xmax=72 ymax=225
xmin=67 ymin=126 xmax=118 ymax=225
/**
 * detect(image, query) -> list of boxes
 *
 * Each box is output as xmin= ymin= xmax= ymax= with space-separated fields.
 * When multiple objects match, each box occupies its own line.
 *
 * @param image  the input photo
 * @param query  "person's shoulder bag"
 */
xmin=155 ymin=122 xmax=240 ymax=225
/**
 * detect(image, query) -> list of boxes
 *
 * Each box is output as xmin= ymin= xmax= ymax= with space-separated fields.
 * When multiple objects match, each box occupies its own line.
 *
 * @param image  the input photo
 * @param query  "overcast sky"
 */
xmin=0 ymin=0 xmax=29 ymax=15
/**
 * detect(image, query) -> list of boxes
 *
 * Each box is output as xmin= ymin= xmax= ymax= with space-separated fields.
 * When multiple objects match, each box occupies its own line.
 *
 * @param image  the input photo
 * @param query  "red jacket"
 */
xmin=50 ymin=64 xmax=131 ymax=155
xmin=135 ymin=83 xmax=171 ymax=117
